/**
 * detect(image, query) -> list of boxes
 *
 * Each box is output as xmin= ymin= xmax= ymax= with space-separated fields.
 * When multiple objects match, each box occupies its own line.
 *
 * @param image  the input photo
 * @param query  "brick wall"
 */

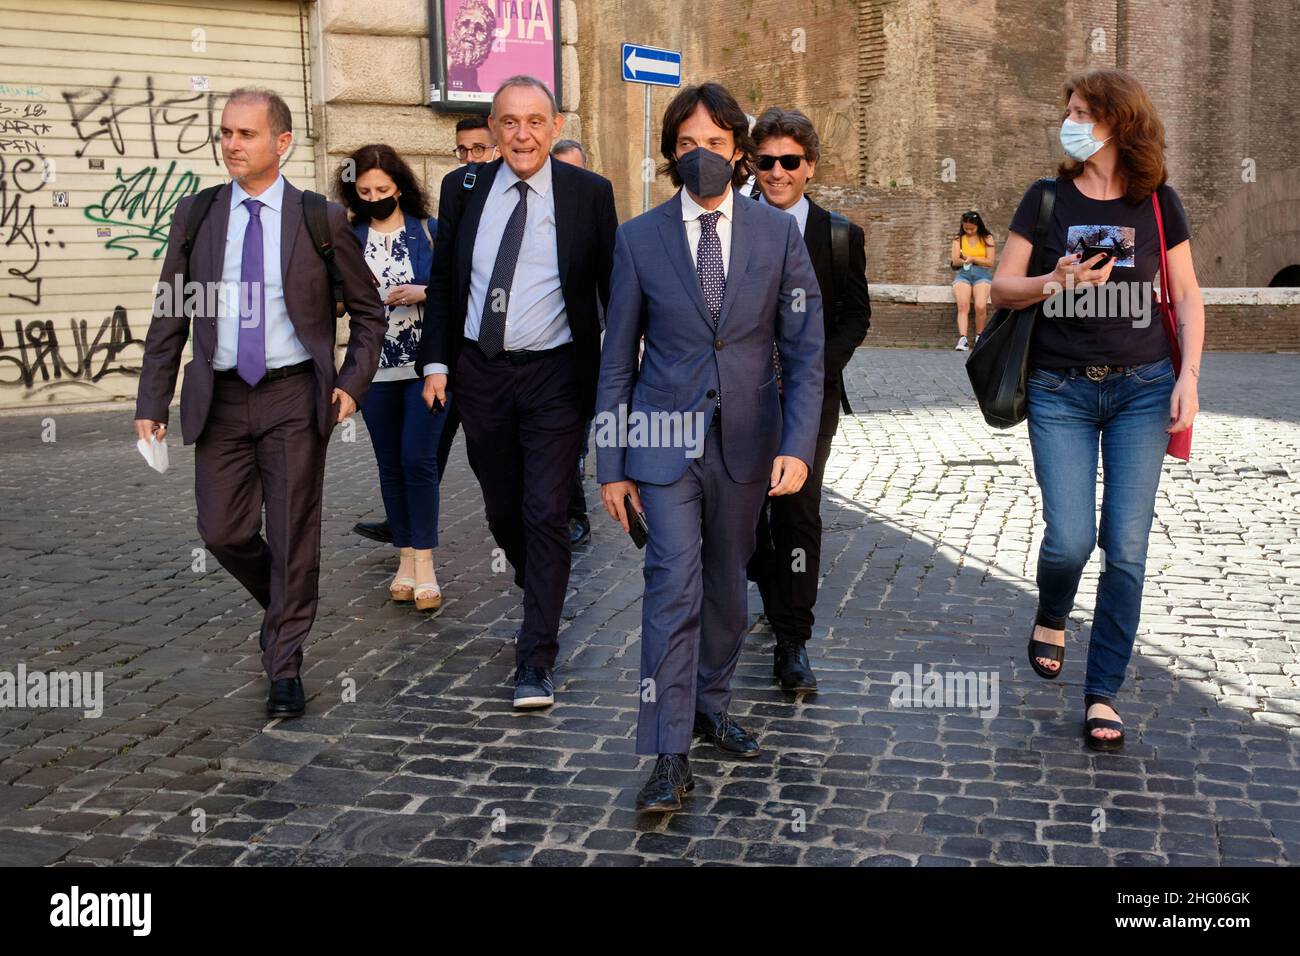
xmin=865 ymin=288 xmax=1300 ymax=351
xmin=579 ymin=1 xmax=1300 ymax=288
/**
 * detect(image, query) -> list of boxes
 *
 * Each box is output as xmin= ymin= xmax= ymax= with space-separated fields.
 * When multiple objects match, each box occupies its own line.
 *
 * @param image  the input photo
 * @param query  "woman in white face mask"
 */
xmin=990 ymin=69 xmax=1205 ymax=753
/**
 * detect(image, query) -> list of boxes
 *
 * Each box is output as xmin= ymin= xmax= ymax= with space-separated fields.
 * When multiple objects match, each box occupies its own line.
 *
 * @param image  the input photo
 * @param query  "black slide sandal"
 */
xmin=1027 ymin=612 xmax=1066 ymax=680
xmin=1083 ymin=693 xmax=1125 ymax=752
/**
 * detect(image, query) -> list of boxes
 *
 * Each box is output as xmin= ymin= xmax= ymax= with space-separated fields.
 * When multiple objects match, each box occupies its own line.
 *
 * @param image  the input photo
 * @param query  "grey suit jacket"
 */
xmin=596 ymin=188 xmax=824 ymax=486
xmin=135 ymin=178 xmax=387 ymax=444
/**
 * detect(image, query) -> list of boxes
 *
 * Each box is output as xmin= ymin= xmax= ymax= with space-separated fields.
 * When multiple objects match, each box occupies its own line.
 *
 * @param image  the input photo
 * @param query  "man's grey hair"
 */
xmin=227 ymin=87 xmax=293 ymax=137
xmin=552 ymin=139 xmax=585 ymax=161
xmin=491 ymin=75 xmax=558 ymax=118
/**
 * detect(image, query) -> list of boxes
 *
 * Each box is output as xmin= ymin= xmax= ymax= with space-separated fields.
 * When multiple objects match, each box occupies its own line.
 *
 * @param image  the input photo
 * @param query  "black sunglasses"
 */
xmin=754 ymin=153 xmax=805 ymax=171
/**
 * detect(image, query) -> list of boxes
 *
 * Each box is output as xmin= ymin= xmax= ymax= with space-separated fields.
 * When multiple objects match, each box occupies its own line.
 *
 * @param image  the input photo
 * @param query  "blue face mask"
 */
xmin=1060 ymin=117 xmax=1109 ymax=162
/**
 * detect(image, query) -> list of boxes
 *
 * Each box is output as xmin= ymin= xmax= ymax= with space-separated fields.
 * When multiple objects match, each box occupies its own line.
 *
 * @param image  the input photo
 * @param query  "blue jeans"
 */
xmin=1026 ymin=357 xmax=1175 ymax=699
xmin=361 ymin=378 xmax=450 ymax=550
xmin=953 ymin=264 xmax=993 ymax=285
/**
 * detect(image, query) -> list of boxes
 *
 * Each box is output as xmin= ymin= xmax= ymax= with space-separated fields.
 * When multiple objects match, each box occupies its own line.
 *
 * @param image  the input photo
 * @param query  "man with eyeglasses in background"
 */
xmin=353 ymin=114 xmax=502 ymax=544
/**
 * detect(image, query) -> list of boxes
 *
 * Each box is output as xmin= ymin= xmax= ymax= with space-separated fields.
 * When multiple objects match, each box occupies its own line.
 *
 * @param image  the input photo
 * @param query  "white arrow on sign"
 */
xmin=625 ymin=49 xmax=680 ymax=79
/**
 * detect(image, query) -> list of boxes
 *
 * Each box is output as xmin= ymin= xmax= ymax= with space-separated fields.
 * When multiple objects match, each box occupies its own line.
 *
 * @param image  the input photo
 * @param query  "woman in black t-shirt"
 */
xmin=991 ymin=69 xmax=1204 ymax=753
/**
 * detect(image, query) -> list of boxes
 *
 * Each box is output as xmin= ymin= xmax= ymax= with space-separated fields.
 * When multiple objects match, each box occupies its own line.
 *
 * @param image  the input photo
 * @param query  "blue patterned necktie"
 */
xmin=236 ymin=198 xmax=266 ymax=387
xmin=696 ymin=210 xmax=725 ymax=326
xmin=477 ymin=181 xmax=530 ymax=358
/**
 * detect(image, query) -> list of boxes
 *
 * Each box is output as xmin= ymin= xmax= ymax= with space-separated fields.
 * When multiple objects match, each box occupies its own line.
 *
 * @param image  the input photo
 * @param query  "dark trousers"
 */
xmin=195 ymin=372 xmax=326 ymax=681
xmin=436 ymin=396 xmax=461 ymax=485
xmin=567 ymin=417 xmax=591 ymax=523
xmin=361 ymin=378 xmax=449 ymax=549
xmin=454 ymin=344 xmax=584 ymax=670
xmin=748 ymin=429 xmax=836 ymax=645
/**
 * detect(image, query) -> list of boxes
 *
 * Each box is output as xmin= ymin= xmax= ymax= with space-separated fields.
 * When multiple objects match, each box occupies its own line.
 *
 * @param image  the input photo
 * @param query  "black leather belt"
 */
xmin=215 ymin=359 xmax=313 ymax=382
xmin=1074 ymin=365 xmax=1137 ymax=382
xmin=464 ymin=337 xmax=572 ymax=366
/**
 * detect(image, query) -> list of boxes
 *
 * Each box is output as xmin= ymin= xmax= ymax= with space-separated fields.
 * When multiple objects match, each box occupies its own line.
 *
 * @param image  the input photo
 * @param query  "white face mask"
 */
xmin=1060 ymin=116 xmax=1109 ymax=162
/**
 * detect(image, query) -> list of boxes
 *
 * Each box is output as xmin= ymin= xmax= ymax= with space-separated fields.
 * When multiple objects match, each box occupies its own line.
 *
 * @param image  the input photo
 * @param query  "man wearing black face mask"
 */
xmin=596 ymin=83 xmax=824 ymax=812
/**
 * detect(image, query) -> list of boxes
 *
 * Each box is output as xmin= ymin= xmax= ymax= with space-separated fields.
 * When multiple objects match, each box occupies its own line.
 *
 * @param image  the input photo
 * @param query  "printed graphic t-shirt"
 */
xmin=1007 ymin=178 xmax=1190 ymax=369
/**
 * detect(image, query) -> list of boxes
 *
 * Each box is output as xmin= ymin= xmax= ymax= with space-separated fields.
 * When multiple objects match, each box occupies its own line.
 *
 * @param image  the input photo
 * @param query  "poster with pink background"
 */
xmin=442 ymin=0 xmax=559 ymax=105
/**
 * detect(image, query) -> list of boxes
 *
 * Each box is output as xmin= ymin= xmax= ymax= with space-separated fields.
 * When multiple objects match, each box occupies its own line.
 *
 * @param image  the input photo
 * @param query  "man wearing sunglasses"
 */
xmin=746 ymin=107 xmax=872 ymax=692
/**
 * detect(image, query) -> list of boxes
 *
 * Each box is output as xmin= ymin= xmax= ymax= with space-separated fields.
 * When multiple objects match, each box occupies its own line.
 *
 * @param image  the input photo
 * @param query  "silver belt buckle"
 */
xmin=1085 ymin=365 xmax=1110 ymax=382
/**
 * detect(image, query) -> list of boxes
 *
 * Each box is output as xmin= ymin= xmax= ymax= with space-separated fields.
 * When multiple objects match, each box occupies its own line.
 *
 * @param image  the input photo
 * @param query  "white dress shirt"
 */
xmin=423 ymin=157 xmax=568 ymax=377
xmin=681 ymin=186 xmax=735 ymax=277
xmin=758 ymin=192 xmax=810 ymax=237
xmin=213 ymin=175 xmax=311 ymax=371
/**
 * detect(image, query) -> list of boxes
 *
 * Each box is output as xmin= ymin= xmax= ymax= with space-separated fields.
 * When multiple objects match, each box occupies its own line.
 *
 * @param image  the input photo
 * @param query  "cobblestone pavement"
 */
xmin=1 ymin=349 xmax=1297 ymax=867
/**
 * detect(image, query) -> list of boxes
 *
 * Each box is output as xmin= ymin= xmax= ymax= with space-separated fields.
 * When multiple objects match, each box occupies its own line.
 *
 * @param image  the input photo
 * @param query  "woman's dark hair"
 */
xmin=957 ymin=210 xmax=992 ymax=242
xmin=1058 ymin=69 xmax=1168 ymax=205
xmin=333 ymin=143 xmax=430 ymax=221
xmin=750 ymin=107 xmax=821 ymax=163
xmin=658 ymin=82 xmax=753 ymax=189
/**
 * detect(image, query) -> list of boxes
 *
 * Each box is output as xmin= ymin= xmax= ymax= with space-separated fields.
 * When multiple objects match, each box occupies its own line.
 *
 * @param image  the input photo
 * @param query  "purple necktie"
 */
xmin=237 ymin=198 xmax=266 ymax=387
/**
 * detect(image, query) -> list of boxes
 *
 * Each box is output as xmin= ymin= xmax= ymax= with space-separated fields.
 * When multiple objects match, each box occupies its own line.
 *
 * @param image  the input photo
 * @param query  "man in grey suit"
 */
xmin=596 ymin=83 xmax=824 ymax=812
xmin=134 ymin=88 xmax=386 ymax=718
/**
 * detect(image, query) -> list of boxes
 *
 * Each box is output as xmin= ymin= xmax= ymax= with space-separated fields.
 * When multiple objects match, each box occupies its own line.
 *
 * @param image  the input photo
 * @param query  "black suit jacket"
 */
xmin=416 ymin=157 xmax=618 ymax=418
xmin=800 ymin=199 xmax=871 ymax=434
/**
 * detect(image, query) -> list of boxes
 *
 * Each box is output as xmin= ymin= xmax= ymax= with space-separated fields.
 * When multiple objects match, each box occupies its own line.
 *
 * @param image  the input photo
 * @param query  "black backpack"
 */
xmin=180 ymin=184 xmax=346 ymax=314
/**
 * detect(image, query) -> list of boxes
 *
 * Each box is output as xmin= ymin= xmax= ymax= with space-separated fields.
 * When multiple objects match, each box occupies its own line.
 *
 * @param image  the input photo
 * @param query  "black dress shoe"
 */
xmin=568 ymin=516 xmax=591 ymax=547
xmin=773 ymin=640 xmax=818 ymax=691
xmin=353 ymin=520 xmax=392 ymax=544
xmin=267 ymin=677 xmax=305 ymax=718
xmin=635 ymin=754 xmax=693 ymax=812
xmin=692 ymin=710 xmax=761 ymax=758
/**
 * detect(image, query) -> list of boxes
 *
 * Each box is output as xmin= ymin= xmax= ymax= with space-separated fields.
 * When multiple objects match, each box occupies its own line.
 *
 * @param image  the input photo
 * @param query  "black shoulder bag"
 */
xmin=964 ymin=178 xmax=1056 ymax=428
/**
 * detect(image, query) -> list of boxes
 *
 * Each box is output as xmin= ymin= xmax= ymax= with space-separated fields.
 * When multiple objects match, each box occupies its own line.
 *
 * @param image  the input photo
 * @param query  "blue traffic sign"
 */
xmin=621 ymin=43 xmax=681 ymax=87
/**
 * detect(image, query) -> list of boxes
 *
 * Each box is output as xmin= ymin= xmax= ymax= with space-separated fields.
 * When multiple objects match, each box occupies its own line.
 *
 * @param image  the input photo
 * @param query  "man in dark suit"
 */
xmin=134 ymin=88 xmax=386 ymax=718
xmin=419 ymin=75 xmax=617 ymax=709
xmin=597 ymin=83 xmax=824 ymax=812
xmin=745 ymin=108 xmax=872 ymax=692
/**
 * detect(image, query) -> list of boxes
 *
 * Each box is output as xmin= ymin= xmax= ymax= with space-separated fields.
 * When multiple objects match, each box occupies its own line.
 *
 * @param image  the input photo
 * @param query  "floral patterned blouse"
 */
xmin=364 ymin=225 xmax=422 ymax=382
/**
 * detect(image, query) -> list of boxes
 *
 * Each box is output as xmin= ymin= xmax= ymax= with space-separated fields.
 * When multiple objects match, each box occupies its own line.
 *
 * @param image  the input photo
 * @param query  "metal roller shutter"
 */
xmin=0 ymin=0 xmax=317 ymax=409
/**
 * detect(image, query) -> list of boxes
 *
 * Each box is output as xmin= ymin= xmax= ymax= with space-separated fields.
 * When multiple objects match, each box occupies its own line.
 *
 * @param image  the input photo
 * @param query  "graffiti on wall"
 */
xmin=83 ymin=160 xmax=201 ymax=259
xmin=0 ymin=305 xmax=143 ymax=394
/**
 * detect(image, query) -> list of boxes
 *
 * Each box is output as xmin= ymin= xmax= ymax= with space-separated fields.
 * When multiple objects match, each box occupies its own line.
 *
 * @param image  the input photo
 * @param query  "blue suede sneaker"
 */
xmin=513 ymin=665 xmax=554 ymax=709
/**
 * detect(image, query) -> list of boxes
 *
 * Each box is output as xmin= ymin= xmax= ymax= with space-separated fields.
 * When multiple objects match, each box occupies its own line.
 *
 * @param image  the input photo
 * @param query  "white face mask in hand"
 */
xmin=136 ymin=434 xmax=169 ymax=474
xmin=1060 ymin=117 xmax=1109 ymax=162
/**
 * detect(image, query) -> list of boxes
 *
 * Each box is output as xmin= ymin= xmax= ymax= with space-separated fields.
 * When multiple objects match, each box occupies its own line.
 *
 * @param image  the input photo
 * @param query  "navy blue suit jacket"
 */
xmin=596 ymin=188 xmax=825 ymax=486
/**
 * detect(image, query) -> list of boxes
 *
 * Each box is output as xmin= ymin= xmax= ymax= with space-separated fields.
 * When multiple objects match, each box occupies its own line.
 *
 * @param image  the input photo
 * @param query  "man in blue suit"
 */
xmin=596 ymin=83 xmax=824 ymax=812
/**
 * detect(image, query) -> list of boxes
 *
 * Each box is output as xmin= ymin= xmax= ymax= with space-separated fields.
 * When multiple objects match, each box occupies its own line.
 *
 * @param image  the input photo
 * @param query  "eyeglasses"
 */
xmin=454 ymin=143 xmax=497 ymax=160
xmin=754 ymin=153 xmax=805 ymax=171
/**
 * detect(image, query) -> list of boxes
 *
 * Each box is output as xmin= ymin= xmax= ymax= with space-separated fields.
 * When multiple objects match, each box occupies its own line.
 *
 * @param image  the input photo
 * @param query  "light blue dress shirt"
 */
xmin=422 ymin=158 xmax=569 ymax=377
xmin=757 ymin=191 xmax=810 ymax=237
xmin=213 ymin=175 xmax=312 ymax=371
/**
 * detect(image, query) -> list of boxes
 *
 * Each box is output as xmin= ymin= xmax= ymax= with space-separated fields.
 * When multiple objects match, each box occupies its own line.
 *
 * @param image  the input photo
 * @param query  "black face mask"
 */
xmin=354 ymin=194 xmax=399 ymax=221
xmin=676 ymin=147 xmax=734 ymax=199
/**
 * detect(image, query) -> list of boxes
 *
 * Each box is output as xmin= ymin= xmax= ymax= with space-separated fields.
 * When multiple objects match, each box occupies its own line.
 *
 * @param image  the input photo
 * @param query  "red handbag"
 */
xmin=1152 ymin=191 xmax=1192 ymax=461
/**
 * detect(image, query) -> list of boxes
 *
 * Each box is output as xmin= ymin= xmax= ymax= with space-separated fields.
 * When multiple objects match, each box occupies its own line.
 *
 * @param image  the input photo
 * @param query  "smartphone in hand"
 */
xmin=624 ymin=494 xmax=648 ymax=549
xmin=1079 ymin=243 xmax=1114 ymax=270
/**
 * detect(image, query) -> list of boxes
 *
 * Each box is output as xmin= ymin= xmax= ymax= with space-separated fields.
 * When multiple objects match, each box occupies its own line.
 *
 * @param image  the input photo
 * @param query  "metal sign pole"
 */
xmin=621 ymin=43 xmax=680 ymax=215
xmin=642 ymin=84 xmax=651 ymax=213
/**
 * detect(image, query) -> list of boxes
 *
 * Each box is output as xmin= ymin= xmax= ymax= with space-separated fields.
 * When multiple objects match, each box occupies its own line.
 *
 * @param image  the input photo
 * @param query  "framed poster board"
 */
xmin=427 ymin=0 xmax=563 ymax=114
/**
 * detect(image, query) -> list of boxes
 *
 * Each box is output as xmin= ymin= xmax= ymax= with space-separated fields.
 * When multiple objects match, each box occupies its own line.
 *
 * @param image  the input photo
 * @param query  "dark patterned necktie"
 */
xmin=236 ymin=198 xmax=266 ymax=387
xmin=696 ymin=210 xmax=725 ymax=327
xmin=477 ymin=181 xmax=530 ymax=358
